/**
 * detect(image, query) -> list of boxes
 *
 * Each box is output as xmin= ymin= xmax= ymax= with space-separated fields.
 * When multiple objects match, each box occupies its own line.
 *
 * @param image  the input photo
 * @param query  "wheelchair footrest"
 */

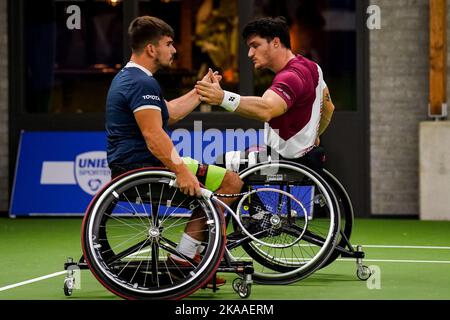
xmin=217 ymin=261 xmax=254 ymax=275
xmin=341 ymin=250 xmax=365 ymax=259
xmin=64 ymin=257 xmax=89 ymax=271
xmin=216 ymin=260 xmax=254 ymax=298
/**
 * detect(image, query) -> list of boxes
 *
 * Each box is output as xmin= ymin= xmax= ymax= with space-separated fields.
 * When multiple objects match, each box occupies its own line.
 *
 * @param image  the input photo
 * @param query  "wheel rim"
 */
xmin=230 ymin=162 xmax=340 ymax=280
xmin=84 ymin=171 xmax=223 ymax=297
xmin=235 ymin=187 xmax=309 ymax=248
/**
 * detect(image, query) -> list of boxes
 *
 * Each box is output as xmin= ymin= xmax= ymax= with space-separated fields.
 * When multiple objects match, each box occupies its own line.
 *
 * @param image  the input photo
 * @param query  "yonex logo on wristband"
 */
xmin=221 ymin=91 xmax=241 ymax=112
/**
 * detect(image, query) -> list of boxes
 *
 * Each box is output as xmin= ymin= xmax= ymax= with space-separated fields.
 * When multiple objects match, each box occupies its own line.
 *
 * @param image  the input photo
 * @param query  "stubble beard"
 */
xmin=156 ymin=55 xmax=174 ymax=70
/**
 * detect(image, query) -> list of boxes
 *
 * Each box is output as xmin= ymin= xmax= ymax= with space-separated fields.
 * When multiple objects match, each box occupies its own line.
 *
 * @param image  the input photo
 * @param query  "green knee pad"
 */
xmin=181 ymin=157 xmax=226 ymax=192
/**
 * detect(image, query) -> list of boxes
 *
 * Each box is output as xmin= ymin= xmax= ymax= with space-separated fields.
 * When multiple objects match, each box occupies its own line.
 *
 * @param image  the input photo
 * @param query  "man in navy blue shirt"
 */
xmin=106 ymin=16 xmax=242 ymax=286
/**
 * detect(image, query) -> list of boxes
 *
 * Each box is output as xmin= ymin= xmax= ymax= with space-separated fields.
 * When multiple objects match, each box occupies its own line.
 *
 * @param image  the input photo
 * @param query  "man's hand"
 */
xmin=195 ymin=69 xmax=225 ymax=105
xmin=176 ymin=168 xmax=202 ymax=197
xmin=201 ymin=68 xmax=222 ymax=83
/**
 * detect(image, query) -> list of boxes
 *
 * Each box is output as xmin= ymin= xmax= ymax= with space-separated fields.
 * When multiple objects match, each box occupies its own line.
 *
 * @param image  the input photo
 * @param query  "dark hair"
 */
xmin=242 ymin=16 xmax=291 ymax=49
xmin=128 ymin=16 xmax=175 ymax=53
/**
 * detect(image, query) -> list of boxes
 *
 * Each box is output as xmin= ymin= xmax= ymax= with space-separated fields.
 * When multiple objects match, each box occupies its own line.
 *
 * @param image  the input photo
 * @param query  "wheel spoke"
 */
xmin=106 ymin=238 xmax=151 ymax=264
xmin=84 ymin=172 xmax=223 ymax=299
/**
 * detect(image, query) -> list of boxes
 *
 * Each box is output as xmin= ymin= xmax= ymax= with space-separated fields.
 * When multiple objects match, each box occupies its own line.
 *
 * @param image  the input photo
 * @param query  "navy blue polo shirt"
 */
xmin=106 ymin=62 xmax=169 ymax=166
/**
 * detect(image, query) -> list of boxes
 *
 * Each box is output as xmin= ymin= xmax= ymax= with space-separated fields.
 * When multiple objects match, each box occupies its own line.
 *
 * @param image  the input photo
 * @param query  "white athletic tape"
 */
xmin=248 ymin=151 xmax=258 ymax=167
xmin=225 ymin=151 xmax=242 ymax=172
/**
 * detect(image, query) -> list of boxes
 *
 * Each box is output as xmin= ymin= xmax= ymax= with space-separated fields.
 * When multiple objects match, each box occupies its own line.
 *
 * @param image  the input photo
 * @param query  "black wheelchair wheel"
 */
xmin=318 ymin=169 xmax=354 ymax=268
xmin=229 ymin=161 xmax=340 ymax=285
xmin=82 ymin=169 xmax=225 ymax=300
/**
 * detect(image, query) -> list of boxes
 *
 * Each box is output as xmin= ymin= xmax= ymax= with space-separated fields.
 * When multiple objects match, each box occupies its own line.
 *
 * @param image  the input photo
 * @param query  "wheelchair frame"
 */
xmin=63 ymin=160 xmax=370 ymax=299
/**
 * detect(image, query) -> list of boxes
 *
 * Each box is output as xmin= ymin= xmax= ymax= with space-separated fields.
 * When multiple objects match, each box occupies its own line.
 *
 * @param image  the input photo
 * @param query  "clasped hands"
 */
xmin=196 ymin=68 xmax=225 ymax=106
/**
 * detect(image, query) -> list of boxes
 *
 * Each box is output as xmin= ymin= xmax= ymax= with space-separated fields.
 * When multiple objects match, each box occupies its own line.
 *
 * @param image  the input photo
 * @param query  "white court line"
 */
xmin=2 ymin=244 xmax=450 ymax=293
xmin=339 ymin=258 xmax=450 ymax=264
xmin=354 ymin=245 xmax=450 ymax=250
xmin=127 ymin=256 xmax=450 ymax=265
xmin=0 ymin=271 xmax=66 ymax=292
xmin=257 ymin=243 xmax=450 ymax=250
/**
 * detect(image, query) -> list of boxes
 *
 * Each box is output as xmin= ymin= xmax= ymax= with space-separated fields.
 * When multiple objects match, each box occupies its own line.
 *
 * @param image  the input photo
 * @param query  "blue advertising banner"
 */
xmin=9 ymin=129 xmax=266 ymax=217
xmin=10 ymin=131 xmax=110 ymax=217
xmin=10 ymin=129 xmax=313 ymax=218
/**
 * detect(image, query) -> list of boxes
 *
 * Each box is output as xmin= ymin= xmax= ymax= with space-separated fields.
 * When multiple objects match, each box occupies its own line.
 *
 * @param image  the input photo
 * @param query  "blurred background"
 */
xmin=0 ymin=0 xmax=449 ymax=220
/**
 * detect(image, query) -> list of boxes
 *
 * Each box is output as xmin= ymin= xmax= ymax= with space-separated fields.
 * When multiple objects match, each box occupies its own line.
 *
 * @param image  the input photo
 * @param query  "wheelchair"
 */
xmin=225 ymin=157 xmax=370 ymax=285
xmin=63 ymin=156 xmax=370 ymax=299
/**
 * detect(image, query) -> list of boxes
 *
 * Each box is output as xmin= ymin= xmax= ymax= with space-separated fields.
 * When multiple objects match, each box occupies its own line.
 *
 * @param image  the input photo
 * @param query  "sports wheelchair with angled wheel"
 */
xmin=222 ymin=148 xmax=371 ymax=285
xmin=64 ymin=168 xmax=306 ymax=299
xmin=63 ymin=155 xmax=370 ymax=299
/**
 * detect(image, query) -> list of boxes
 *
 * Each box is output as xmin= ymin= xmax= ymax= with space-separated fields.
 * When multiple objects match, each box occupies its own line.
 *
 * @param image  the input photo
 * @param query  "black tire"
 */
xmin=231 ymin=161 xmax=340 ymax=284
xmin=232 ymin=278 xmax=242 ymax=293
xmin=318 ymin=169 xmax=354 ymax=268
xmin=82 ymin=169 xmax=225 ymax=300
xmin=357 ymin=265 xmax=371 ymax=280
xmin=238 ymin=283 xmax=251 ymax=299
xmin=63 ymin=279 xmax=72 ymax=296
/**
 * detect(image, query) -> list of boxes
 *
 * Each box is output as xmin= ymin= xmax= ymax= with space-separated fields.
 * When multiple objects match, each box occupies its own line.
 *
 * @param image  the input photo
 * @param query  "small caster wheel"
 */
xmin=357 ymin=265 xmax=371 ymax=281
xmin=238 ymin=283 xmax=251 ymax=299
xmin=232 ymin=278 xmax=243 ymax=293
xmin=64 ymin=278 xmax=73 ymax=296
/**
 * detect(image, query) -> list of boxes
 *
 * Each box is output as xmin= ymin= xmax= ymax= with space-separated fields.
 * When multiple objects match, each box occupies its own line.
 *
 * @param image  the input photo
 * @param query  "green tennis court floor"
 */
xmin=1 ymin=217 xmax=450 ymax=300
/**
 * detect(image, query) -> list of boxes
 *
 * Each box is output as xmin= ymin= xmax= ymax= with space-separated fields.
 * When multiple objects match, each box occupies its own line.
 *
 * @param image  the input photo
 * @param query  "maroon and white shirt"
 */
xmin=266 ymin=55 xmax=326 ymax=159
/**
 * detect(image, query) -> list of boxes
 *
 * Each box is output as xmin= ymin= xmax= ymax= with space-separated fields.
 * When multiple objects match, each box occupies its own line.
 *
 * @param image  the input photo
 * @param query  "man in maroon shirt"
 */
xmin=195 ymin=16 xmax=335 ymax=170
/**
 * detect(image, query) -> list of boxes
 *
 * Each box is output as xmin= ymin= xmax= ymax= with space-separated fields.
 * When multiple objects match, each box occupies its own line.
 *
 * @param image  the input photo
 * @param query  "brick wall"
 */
xmin=0 ymin=0 xmax=8 ymax=212
xmin=369 ymin=0 xmax=450 ymax=215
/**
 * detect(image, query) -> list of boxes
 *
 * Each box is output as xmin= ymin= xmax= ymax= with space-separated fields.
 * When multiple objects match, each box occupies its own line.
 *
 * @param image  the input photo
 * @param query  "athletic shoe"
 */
xmin=166 ymin=254 xmax=226 ymax=289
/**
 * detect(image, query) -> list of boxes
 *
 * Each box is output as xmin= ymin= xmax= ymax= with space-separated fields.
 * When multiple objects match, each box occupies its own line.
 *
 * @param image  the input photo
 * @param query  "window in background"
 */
xmin=139 ymin=0 xmax=238 ymax=112
xmin=252 ymin=0 xmax=357 ymax=111
xmin=24 ymin=0 xmax=123 ymax=113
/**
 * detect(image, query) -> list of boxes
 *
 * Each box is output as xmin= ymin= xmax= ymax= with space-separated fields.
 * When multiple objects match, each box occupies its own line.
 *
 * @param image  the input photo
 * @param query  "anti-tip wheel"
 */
xmin=63 ymin=278 xmax=73 ymax=296
xmin=232 ymin=278 xmax=243 ymax=293
xmin=238 ymin=283 xmax=251 ymax=299
xmin=356 ymin=265 xmax=371 ymax=281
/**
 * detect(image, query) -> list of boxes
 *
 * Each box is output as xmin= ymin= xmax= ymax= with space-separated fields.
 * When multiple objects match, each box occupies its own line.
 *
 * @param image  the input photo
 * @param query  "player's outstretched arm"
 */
xmin=195 ymin=76 xmax=287 ymax=122
xmin=166 ymin=69 xmax=222 ymax=125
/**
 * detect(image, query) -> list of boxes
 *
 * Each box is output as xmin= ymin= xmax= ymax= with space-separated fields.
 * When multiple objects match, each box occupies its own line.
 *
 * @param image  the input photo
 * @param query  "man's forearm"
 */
xmin=318 ymin=113 xmax=332 ymax=136
xmin=145 ymin=129 xmax=188 ymax=174
xmin=167 ymin=89 xmax=201 ymax=124
xmin=235 ymin=96 xmax=274 ymax=122
xmin=318 ymin=88 xmax=335 ymax=136
xmin=195 ymin=79 xmax=287 ymax=121
xmin=318 ymin=102 xmax=334 ymax=135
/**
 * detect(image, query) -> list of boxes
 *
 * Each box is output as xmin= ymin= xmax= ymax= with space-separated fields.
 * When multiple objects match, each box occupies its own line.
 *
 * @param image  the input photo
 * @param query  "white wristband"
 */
xmin=220 ymin=90 xmax=241 ymax=112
